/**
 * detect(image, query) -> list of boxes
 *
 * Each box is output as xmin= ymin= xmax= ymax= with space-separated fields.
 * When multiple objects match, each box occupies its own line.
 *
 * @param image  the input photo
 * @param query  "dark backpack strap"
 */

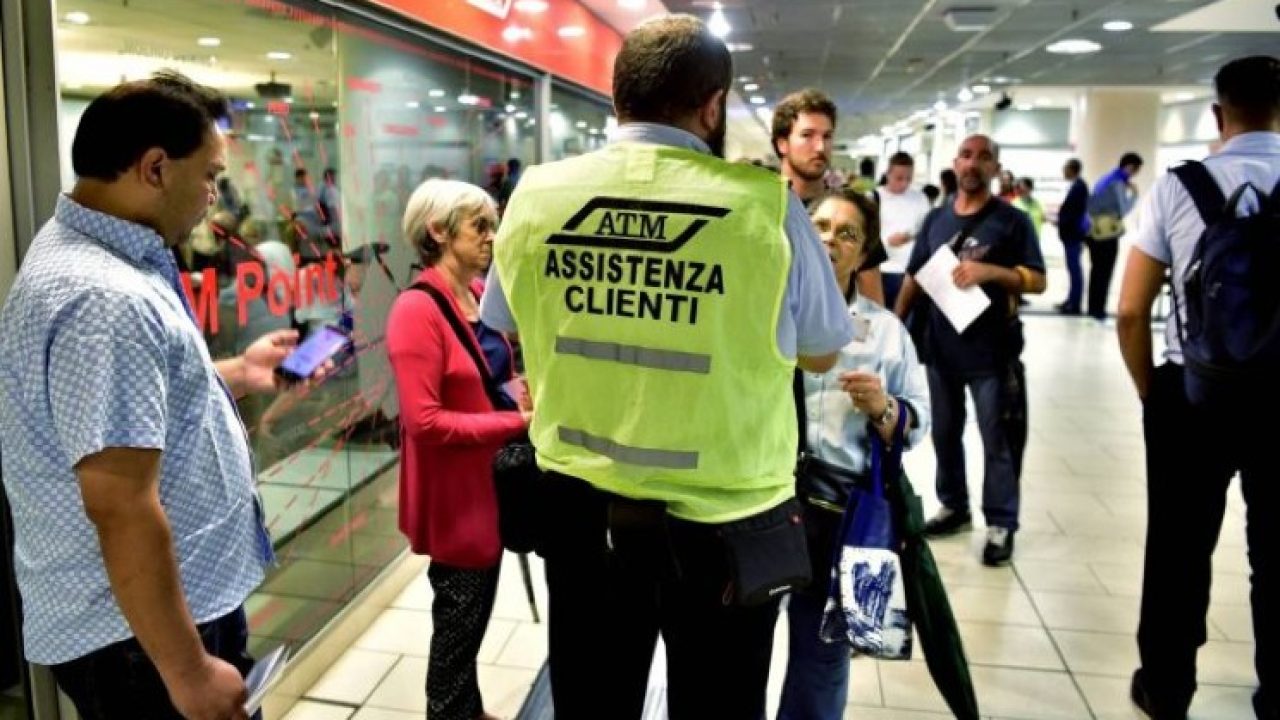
xmin=1172 ymin=161 xmax=1227 ymax=226
xmin=407 ymin=282 xmax=505 ymax=411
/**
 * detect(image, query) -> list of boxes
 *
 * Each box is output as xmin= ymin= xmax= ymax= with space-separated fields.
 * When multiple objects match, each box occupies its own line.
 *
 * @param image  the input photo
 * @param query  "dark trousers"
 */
xmin=883 ymin=272 xmax=905 ymax=312
xmin=928 ymin=367 xmax=1025 ymax=530
xmin=50 ymin=607 xmax=255 ymax=720
xmin=426 ymin=561 xmax=501 ymax=720
xmin=1084 ymin=236 xmax=1119 ymax=319
xmin=1061 ymin=233 xmax=1085 ymax=311
xmin=1138 ymin=363 xmax=1278 ymax=715
xmin=541 ymin=473 xmax=780 ymax=720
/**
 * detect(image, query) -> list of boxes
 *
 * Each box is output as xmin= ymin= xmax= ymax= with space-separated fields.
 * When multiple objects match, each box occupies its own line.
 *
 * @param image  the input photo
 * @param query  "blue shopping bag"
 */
xmin=818 ymin=411 xmax=913 ymax=659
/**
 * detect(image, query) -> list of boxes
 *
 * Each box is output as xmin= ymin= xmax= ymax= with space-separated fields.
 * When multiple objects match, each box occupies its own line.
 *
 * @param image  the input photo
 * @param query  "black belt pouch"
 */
xmin=718 ymin=497 xmax=811 ymax=606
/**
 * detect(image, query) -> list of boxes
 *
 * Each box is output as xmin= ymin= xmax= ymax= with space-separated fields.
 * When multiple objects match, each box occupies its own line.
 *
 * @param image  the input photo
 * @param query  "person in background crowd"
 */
xmin=850 ymin=157 xmax=877 ymax=194
xmin=1116 ymin=54 xmax=1280 ymax=720
xmin=894 ymin=134 xmax=1046 ymax=567
xmin=922 ymin=184 xmax=941 ymax=205
xmin=779 ymin=189 xmax=930 ymax=720
xmin=0 ymin=70 xmax=304 ymax=720
xmin=482 ymin=15 xmax=852 ymax=719
xmin=1085 ymin=151 xmax=1143 ymax=321
xmin=1053 ymin=158 xmax=1089 ymax=315
xmin=939 ymin=168 xmax=958 ymax=206
xmin=772 ymin=89 xmax=886 ymax=304
xmin=875 ymin=151 xmax=933 ymax=310
xmin=1011 ymin=177 xmax=1045 ymax=239
xmin=997 ymin=169 xmax=1017 ymax=201
xmin=387 ymin=178 xmax=529 ymax=720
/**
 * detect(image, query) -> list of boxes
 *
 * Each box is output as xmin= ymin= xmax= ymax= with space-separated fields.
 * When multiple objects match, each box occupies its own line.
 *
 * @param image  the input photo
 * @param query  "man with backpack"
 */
xmin=1116 ymin=54 xmax=1280 ymax=720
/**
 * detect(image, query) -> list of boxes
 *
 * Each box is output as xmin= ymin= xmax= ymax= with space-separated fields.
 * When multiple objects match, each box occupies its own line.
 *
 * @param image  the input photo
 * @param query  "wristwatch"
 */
xmin=874 ymin=395 xmax=898 ymax=428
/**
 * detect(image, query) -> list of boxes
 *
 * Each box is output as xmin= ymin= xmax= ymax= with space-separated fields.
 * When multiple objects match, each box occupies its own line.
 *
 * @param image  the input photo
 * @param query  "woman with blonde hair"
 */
xmin=386 ymin=178 xmax=529 ymax=720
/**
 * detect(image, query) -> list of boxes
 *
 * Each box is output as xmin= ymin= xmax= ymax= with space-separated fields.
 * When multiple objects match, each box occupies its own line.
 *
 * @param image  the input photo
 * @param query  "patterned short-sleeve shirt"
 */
xmin=0 ymin=195 xmax=271 ymax=664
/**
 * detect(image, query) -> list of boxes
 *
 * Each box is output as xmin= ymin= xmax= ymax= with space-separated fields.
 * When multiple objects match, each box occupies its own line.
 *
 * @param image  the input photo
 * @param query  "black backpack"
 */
xmin=1170 ymin=161 xmax=1280 ymax=408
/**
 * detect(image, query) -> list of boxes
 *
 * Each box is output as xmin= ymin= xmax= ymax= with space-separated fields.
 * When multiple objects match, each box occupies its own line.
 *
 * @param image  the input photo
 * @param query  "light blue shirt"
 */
xmin=0 ymin=195 xmax=272 ymax=664
xmin=1132 ymin=132 xmax=1280 ymax=364
xmin=802 ymin=295 xmax=930 ymax=472
xmin=480 ymin=122 xmax=854 ymax=357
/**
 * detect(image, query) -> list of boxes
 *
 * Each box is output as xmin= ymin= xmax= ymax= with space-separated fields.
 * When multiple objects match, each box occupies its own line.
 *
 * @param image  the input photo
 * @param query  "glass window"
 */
xmin=549 ymin=83 xmax=613 ymax=161
xmin=51 ymin=0 xmax=536 ymax=657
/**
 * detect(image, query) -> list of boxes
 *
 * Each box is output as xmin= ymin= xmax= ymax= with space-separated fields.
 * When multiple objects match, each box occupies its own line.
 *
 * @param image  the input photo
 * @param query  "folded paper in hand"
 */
xmin=244 ymin=644 xmax=290 ymax=716
xmin=915 ymin=245 xmax=991 ymax=334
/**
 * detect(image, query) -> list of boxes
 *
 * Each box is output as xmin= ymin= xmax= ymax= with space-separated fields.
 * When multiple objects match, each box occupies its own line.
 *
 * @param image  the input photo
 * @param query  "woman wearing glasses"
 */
xmin=779 ymin=188 xmax=932 ymax=720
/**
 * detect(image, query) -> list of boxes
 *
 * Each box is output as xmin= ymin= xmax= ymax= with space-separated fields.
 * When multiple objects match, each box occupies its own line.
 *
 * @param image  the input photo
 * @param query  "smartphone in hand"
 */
xmin=274 ymin=325 xmax=350 ymax=384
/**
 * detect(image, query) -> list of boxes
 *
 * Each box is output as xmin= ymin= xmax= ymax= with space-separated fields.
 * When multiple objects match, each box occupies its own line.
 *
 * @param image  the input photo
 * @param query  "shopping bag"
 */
xmin=819 ymin=412 xmax=912 ymax=659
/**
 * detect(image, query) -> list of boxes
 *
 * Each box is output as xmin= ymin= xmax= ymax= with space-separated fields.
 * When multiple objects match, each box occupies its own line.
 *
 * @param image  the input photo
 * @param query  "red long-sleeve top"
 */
xmin=386 ymin=266 xmax=526 ymax=568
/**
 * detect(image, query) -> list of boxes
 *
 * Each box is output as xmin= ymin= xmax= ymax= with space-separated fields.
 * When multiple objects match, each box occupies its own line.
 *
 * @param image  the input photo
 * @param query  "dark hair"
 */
xmin=613 ymin=15 xmax=731 ymax=125
xmin=922 ymin=184 xmax=941 ymax=203
xmin=771 ymin=89 xmax=837 ymax=157
xmin=1214 ymin=55 xmax=1280 ymax=126
xmin=859 ymin=158 xmax=875 ymax=177
xmin=1017 ymin=177 xmax=1034 ymax=191
xmin=1064 ymin=158 xmax=1082 ymax=175
xmin=940 ymin=168 xmax=958 ymax=194
xmin=71 ymin=70 xmax=228 ymax=181
xmin=1119 ymin=152 xmax=1144 ymax=169
xmin=295 ymin=168 xmax=309 ymax=180
xmin=887 ymin=151 xmax=914 ymax=169
xmin=814 ymin=188 xmax=883 ymax=268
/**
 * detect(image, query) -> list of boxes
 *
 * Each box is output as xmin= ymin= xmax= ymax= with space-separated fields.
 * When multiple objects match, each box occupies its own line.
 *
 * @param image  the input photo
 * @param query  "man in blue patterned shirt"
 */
xmin=0 ymin=72 xmax=301 ymax=720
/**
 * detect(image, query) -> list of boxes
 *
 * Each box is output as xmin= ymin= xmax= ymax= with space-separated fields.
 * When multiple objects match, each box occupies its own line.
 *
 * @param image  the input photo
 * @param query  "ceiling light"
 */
xmin=576 ymin=120 xmax=588 ymax=128
xmin=749 ymin=95 xmax=767 ymax=105
xmin=725 ymin=43 xmax=753 ymax=52
xmin=429 ymin=89 xmax=445 ymax=98
xmin=512 ymin=91 xmax=522 ymax=100
xmin=197 ymin=37 xmax=221 ymax=47
xmin=744 ymin=83 xmax=760 ymax=92
xmin=505 ymin=104 xmax=516 ymax=112
xmin=64 ymin=11 xmax=90 ymax=25
xmin=933 ymin=100 xmax=948 ymax=112
xmin=708 ymin=3 xmax=731 ymax=38
xmin=617 ymin=0 xmax=646 ymax=9
xmin=1046 ymin=39 xmax=1101 ymax=55
xmin=434 ymin=106 xmax=447 ymax=112
xmin=267 ymin=51 xmax=292 ymax=60
xmin=738 ymin=75 xmax=753 ymax=83
xmin=972 ymin=84 xmax=991 ymax=95
xmin=458 ymin=94 xmax=480 ymax=105
xmin=957 ymin=87 xmax=974 ymax=102
xmin=516 ymin=111 xmax=528 ymax=119
xmin=1103 ymin=20 xmax=1133 ymax=32
xmin=284 ymin=97 xmax=294 ymax=104
xmin=514 ymin=0 xmax=549 ymax=11
xmin=558 ymin=26 xmax=586 ymax=38
xmin=406 ymin=101 xmax=420 ymax=109
xmin=1175 ymin=91 xmax=1195 ymax=101
xmin=308 ymin=111 xmax=320 ymax=120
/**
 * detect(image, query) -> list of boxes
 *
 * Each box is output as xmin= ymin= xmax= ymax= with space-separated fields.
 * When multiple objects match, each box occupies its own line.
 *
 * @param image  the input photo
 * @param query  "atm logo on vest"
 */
xmin=542 ymin=198 xmax=730 ymax=325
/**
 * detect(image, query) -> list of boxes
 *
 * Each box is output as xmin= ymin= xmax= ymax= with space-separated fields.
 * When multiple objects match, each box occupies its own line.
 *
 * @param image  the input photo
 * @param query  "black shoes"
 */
xmin=982 ymin=526 xmax=1015 ymax=566
xmin=1055 ymin=302 xmax=1081 ymax=316
xmin=1130 ymin=669 xmax=1189 ymax=719
xmin=923 ymin=507 xmax=972 ymax=537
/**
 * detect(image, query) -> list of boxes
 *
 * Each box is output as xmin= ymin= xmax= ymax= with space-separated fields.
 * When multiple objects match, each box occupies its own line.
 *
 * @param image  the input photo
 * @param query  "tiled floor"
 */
xmin=280 ymin=314 xmax=1258 ymax=719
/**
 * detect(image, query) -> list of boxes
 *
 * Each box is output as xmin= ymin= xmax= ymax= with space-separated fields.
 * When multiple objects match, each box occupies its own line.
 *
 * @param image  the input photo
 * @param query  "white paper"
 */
xmin=914 ymin=245 xmax=992 ymax=334
xmin=243 ymin=644 xmax=290 ymax=716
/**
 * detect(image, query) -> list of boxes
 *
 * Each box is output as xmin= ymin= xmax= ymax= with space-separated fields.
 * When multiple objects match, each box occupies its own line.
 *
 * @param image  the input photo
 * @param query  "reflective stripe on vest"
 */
xmin=559 ymin=427 xmax=699 ymax=470
xmin=555 ymin=336 xmax=711 ymax=374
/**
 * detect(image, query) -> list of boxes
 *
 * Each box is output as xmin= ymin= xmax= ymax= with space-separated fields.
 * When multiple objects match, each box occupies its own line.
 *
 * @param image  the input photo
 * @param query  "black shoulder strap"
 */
xmin=407 ymin=282 xmax=504 ymax=411
xmin=948 ymin=198 xmax=1000 ymax=253
xmin=1171 ymin=161 xmax=1227 ymax=227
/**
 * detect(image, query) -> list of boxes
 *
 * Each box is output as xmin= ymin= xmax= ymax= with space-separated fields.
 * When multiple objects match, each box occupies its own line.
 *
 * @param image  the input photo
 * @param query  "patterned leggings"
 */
xmin=426 ymin=561 xmax=501 ymax=720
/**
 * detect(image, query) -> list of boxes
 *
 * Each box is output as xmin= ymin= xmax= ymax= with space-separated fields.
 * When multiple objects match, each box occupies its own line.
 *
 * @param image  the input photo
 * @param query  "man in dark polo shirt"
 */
xmin=894 ymin=134 xmax=1046 ymax=566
